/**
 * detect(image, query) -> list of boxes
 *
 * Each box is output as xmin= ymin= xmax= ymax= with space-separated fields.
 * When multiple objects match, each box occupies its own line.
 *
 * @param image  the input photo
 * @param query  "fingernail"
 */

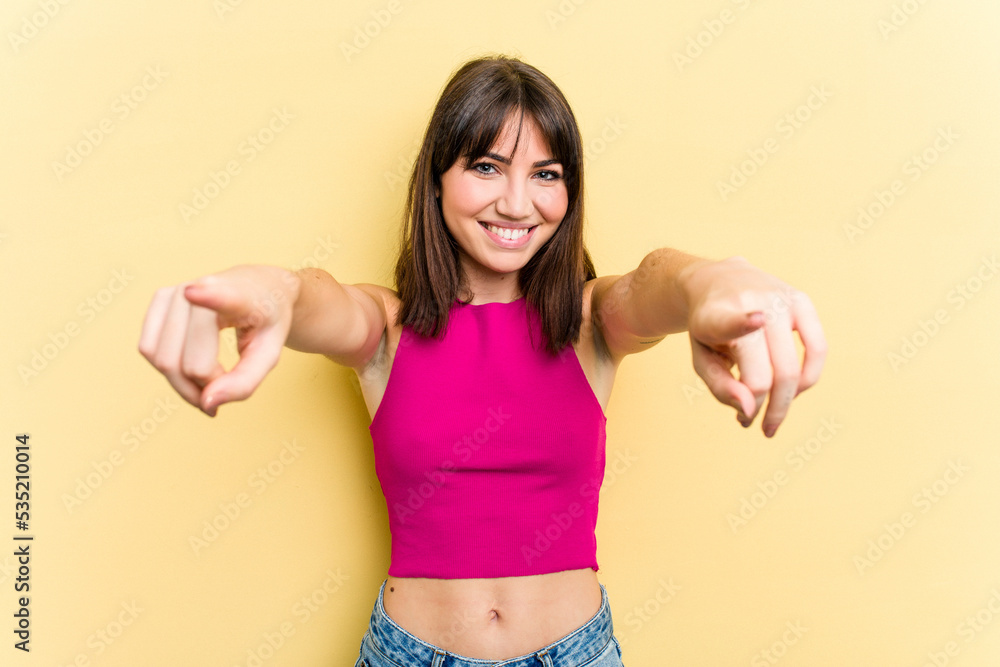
xmin=742 ymin=311 xmax=765 ymax=333
xmin=737 ymin=414 xmax=751 ymax=428
xmin=764 ymin=423 xmax=777 ymax=438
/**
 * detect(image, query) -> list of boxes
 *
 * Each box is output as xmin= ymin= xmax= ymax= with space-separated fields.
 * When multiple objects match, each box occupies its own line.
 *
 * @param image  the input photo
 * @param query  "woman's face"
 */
xmin=438 ymin=115 xmax=568 ymax=290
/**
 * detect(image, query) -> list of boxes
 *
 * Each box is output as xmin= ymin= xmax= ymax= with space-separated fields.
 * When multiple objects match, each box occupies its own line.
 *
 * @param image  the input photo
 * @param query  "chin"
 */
xmin=485 ymin=261 xmax=528 ymax=277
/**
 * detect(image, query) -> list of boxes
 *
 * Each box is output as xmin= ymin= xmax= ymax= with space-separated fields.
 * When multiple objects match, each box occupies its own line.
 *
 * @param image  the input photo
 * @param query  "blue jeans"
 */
xmin=356 ymin=580 xmax=625 ymax=666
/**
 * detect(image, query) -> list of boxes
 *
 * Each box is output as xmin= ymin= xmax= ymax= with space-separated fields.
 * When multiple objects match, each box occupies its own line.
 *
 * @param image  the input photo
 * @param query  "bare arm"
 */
xmin=138 ymin=264 xmax=389 ymax=416
xmin=284 ymin=268 xmax=387 ymax=368
xmin=590 ymin=250 xmax=826 ymax=438
xmin=590 ymin=248 xmax=708 ymax=358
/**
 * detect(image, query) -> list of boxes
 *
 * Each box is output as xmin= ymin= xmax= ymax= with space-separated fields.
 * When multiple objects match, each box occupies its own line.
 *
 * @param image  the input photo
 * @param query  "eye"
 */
xmin=470 ymin=161 xmax=498 ymax=175
xmin=535 ymin=169 xmax=562 ymax=181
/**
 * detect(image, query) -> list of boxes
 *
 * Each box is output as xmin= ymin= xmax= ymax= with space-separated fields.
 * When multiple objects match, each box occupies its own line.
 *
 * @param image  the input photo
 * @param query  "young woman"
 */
xmin=139 ymin=56 xmax=825 ymax=666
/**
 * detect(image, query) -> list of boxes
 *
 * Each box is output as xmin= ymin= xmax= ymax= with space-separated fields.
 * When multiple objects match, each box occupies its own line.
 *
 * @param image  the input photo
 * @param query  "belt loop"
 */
xmin=431 ymin=649 xmax=447 ymax=667
xmin=535 ymin=649 xmax=555 ymax=667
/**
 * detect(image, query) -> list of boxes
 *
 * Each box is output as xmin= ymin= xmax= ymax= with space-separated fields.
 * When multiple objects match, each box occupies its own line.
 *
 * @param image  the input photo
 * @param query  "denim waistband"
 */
xmin=366 ymin=579 xmax=614 ymax=666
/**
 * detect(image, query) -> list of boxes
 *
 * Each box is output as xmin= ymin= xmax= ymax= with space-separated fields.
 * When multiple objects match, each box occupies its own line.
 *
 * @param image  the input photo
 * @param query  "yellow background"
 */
xmin=3 ymin=1 xmax=999 ymax=665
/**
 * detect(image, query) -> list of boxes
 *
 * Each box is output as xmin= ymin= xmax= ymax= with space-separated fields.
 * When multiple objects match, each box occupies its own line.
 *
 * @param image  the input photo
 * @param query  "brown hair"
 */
xmin=394 ymin=55 xmax=595 ymax=354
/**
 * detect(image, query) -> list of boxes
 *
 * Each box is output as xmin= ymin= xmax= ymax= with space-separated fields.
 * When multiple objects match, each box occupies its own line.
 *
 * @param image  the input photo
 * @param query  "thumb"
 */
xmin=199 ymin=326 xmax=285 ymax=413
xmin=183 ymin=277 xmax=264 ymax=328
xmin=693 ymin=306 xmax=765 ymax=346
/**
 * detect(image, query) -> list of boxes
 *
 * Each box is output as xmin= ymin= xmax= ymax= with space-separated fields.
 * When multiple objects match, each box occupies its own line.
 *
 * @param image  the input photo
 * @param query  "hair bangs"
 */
xmin=436 ymin=90 xmax=524 ymax=175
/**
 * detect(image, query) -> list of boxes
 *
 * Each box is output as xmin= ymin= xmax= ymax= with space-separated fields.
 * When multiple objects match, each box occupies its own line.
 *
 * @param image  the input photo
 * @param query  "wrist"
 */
xmin=675 ymin=256 xmax=715 ymax=312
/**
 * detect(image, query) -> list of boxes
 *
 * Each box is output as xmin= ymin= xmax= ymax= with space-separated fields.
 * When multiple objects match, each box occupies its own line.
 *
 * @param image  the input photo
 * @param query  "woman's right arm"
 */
xmin=138 ymin=265 xmax=387 ymax=417
xmin=284 ymin=268 xmax=387 ymax=366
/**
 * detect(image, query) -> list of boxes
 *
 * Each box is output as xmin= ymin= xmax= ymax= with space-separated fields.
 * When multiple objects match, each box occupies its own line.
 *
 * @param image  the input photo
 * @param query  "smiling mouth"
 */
xmin=479 ymin=222 xmax=536 ymax=241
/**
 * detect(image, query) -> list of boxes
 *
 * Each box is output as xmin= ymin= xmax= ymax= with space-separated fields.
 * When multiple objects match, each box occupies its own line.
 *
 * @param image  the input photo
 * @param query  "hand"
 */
xmin=680 ymin=256 xmax=826 ymax=438
xmin=138 ymin=265 xmax=300 ymax=416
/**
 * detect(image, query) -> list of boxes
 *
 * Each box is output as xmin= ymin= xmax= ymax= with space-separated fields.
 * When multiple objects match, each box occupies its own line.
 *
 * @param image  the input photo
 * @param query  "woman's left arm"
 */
xmin=590 ymin=249 xmax=827 ymax=438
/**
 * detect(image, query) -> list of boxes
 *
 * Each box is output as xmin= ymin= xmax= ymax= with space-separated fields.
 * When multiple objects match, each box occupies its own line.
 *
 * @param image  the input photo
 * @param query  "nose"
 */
xmin=495 ymin=179 xmax=534 ymax=220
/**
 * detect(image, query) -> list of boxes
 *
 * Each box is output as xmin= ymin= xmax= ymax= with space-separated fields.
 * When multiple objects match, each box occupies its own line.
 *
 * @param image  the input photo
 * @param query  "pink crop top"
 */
xmin=369 ymin=298 xmax=608 ymax=578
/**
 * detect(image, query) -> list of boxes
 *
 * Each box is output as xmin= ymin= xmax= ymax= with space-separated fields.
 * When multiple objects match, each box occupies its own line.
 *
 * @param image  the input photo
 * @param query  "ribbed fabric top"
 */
xmin=369 ymin=298 xmax=607 ymax=578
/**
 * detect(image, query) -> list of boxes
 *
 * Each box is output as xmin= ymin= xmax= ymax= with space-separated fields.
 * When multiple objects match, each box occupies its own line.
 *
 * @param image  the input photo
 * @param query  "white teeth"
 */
xmin=486 ymin=224 xmax=529 ymax=241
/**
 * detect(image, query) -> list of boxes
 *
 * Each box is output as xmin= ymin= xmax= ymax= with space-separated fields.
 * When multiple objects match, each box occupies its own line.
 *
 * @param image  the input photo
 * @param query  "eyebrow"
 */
xmin=482 ymin=152 xmax=562 ymax=168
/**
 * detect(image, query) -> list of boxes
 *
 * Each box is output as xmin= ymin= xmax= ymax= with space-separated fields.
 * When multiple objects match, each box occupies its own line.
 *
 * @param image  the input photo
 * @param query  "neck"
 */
xmin=461 ymin=281 xmax=522 ymax=304
xmin=460 ymin=259 xmax=522 ymax=304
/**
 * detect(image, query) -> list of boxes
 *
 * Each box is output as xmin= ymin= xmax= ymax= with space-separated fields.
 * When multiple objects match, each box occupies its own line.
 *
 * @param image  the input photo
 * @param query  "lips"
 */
xmin=479 ymin=222 xmax=537 ymax=248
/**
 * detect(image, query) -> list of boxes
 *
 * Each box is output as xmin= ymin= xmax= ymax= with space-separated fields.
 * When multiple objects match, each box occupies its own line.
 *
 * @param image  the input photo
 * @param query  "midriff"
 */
xmin=381 ymin=568 xmax=602 ymax=659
